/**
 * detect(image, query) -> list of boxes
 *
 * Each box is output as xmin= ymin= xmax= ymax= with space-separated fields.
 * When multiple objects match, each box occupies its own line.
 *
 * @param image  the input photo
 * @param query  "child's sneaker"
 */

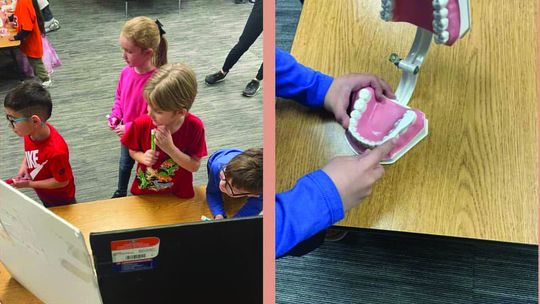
xmin=205 ymin=70 xmax=227 ymax=85
xmin=44 ymin=18 xmax=60 ymax=33
xmin=242 ymin=79 xmax=261 ymax=97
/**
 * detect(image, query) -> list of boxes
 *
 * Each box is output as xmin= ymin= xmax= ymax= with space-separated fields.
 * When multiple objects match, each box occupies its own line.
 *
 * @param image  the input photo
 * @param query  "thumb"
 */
xmin=365 ymin=138 xmax=397 ymax=165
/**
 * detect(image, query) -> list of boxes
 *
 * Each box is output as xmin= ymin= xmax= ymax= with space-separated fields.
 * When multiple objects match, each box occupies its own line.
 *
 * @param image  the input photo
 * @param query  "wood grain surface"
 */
xmin=0 ymin=186 xmax=247 ymax=303
xmin=276 ymin=0 xmax=537 ymax=244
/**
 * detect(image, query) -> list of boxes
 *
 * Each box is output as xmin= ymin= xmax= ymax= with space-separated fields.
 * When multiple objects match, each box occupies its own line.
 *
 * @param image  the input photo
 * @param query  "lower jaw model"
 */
xmin=380 ymin=0 xmax=471 ymax=45
xmin=345 ymin=87 xmax=428 ymax=164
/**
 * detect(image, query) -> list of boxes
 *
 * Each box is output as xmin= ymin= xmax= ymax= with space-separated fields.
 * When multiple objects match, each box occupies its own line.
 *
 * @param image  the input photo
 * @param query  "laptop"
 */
xmin=0 ymin=181 xmax=262 ymax=303
xmin=90 ymin=216 xmax=262 ymax=303
xmin=0 ymin=180 xmax=103 ymax=304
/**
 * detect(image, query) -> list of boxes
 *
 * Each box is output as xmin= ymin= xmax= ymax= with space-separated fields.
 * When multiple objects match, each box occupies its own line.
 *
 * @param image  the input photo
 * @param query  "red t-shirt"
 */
xmin=24 ymin=123 xmax=75 ymax=207
xmin=121 ymin=113 xmax=208 ymax=198
xmin=14 ymin=0 xmax=43 ymax=58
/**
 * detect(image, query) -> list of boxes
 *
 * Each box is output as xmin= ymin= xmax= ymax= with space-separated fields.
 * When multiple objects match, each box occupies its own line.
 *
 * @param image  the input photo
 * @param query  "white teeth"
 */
xmin=354 ymin=100 xmax=366 ymax=112
xmin=433 ymin=0 xmax=448 ymax=9
xmin=358 ymin=89 xmax=371 ymax=100
xmin=433 ymin=18 xmax=448 ymax=31
xmin=380 ymin=0 xmax=394 ymax=22
xmin=351 ymin=110 xmax=361 ymax=119
xmin=434 ymin=8 xmax=448 ymax=19
xmin=438 ymin=31 xmax=449 ymax=43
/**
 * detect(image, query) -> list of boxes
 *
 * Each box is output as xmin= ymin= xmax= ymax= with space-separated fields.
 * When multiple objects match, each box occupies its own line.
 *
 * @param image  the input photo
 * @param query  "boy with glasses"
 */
xmin=206 ymin=148 xmax=262 ymax=219
xmin=3 ymin=80 xmax=75 ymax=207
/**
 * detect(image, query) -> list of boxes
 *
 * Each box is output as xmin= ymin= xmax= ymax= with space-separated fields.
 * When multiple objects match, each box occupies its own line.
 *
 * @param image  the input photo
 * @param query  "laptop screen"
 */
xmin=90 ymin=215 xmax=262 ymax=303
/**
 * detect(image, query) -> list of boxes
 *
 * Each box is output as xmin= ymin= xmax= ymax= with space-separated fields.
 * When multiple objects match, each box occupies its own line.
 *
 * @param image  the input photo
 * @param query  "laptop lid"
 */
xmin=0 ymin=181 xmax=103 ymax=304
xmin=90 ymin=215 xmax=262 ymax=304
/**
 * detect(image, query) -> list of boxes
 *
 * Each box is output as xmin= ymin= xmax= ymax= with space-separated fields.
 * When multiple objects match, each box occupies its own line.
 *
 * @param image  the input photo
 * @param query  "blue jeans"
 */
xmin=116 ymin=144 xmax=135 ymax=196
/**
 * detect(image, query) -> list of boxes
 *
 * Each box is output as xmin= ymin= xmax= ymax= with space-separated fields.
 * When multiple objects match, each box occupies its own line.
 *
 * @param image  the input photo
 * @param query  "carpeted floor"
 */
xmin=275 ymin=1 xmax=537 ymax=303
xmin=0 ymin=0 xmax=263 ymax=203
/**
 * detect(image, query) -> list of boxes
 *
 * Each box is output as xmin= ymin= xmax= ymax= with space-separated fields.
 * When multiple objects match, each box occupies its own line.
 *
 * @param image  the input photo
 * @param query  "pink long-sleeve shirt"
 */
xmin=110 ymin=66 xmax=156 ymax=133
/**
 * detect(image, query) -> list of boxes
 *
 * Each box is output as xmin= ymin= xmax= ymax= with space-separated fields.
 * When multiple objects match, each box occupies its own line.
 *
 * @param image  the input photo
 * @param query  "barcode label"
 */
xmin=125 ymin=254 xmax=147 ymax=260
xmin=111 ymin=237 xmax=160 ymax=263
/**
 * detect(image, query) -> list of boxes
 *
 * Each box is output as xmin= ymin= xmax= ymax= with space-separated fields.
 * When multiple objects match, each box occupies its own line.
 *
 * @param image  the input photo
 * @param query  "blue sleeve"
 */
xmin=233 ymin=197 xmax=263 ymax=218
xmin=275 ymin=48 xmax=334 ymax=107
xmin=206 ymin=156 xmax=226 ymax=217
xmin=275 ymin=169 xmax=345 ymax=258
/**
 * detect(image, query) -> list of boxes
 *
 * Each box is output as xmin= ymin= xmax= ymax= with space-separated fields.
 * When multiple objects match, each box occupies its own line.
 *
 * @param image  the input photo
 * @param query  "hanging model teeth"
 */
xmin=434 ymin=30 xmax=449 ymax=44
xmin=380 ymin=0 xmax=394 ymax=21
xmin=433 ymin=17 xmax=449 ymax=31
xmin=432 ymin=0 xmax=449 ymax=10
xmin=433 ymin=7 xmax=448 ymax=19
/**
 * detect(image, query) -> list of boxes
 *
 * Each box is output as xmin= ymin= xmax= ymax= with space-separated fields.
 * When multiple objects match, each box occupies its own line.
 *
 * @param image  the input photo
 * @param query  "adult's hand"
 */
xmin=322 ymin=139 xmax=396 ymax=211
xmin=324 ymin=74 xmax=395 ymax=129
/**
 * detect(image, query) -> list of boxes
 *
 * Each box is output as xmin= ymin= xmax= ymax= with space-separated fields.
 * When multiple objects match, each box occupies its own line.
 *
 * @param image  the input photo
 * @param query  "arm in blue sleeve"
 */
xmin=233 ymin=197 xmax=263 ymax=218
xmin=275 ymin=48 xmax=334 ymax=108
xmin=275 ymin=169 xmax=345 ymax=258
xmin=206 ymin=159 xmax=226 ymax=217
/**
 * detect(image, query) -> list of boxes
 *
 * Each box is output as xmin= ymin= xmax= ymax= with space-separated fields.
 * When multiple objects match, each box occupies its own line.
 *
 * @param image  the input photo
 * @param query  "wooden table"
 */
xmin=0 ymin=186 xmax=247 ymax=303
xmin=277 ymin=0 xmax=537 ymax=244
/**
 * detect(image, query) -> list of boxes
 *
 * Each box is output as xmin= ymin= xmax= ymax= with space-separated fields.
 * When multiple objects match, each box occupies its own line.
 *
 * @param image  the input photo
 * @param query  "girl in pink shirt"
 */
xmin=108 ymin=16 xmax=168 ymax=198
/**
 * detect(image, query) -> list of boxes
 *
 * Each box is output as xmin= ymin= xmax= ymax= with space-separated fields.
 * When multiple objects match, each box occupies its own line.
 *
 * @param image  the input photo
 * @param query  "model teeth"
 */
xmin=434 ymin=8 xmax=448 ymax=19
xmin=432 ymin=0 xmax=448 ymax=10
xmin=380 ymin=0 xmax=394 ymax=21
xmin=433 ymin=17 xmax=448 ymax=31
xmin=434 ymin=30 xmax=449 ymax=44
xmin=358 ymin=88 xmax=371 ymax=100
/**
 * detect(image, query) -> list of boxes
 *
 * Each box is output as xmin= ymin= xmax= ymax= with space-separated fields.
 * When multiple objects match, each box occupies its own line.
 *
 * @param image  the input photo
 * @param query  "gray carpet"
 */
xmin=275 ymin=1 xmax=538 ymax=303
xmin=0 ymin=0 xmax=263 ymax=203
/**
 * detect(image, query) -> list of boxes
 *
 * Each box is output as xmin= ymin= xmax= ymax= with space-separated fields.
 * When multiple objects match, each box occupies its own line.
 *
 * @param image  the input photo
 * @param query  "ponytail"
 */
xmin=154 ymin=36 xmax=168 ymax=68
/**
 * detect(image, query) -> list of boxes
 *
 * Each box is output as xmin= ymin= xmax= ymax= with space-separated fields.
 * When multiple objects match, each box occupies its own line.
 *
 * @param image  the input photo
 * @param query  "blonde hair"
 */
xmin=144 ymin=63 xmax=198 ymax=112
xmin=121 ymin=16 xmax=168 ymax=67
xmin=225 ymin=148 xmax=263 ymax=194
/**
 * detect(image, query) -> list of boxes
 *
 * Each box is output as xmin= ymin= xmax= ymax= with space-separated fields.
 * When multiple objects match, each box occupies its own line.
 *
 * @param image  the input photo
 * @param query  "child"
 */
xmin=121 ymin=63 xmax=207 ymax=198
xmin=3 ymin=80 xmax=76 ymax=207
xmin=206 ymin=148 xmax=262 ymax=219
xmin=8 ymin=0 xmax=51 ymax=87
xmin=109 ymin=16 xmax=168 ymax=198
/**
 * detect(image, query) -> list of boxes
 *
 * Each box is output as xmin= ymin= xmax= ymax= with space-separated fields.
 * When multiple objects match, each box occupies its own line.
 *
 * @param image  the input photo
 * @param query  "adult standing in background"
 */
xmin=204 ymin=0 xmax=263 ymax=97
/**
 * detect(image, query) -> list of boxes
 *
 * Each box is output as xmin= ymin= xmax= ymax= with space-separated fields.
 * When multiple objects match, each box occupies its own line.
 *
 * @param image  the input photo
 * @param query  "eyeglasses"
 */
xmin=6 ymin=114 xmax=30 ymax=128
xmin=220 ymin=166 xmax=253 ymax=197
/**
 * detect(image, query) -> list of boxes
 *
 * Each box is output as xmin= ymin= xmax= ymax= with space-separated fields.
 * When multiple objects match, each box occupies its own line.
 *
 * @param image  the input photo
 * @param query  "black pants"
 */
xmin=222 ymin=0 xmax=263 ymax=80
xmin=42 ymin=5 xmax=53 ymax=22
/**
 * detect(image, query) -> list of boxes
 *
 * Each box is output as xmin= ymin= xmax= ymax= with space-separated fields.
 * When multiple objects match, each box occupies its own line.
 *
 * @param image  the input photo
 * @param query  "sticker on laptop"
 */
xmin=110 ymin=237 xmax=160 ymax=272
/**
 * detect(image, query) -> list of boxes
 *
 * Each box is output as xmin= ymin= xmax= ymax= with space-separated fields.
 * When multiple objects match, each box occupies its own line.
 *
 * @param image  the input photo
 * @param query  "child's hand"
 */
xmin=322 ymin=139 xmax=396 ymax=212
xmin=16 ymin=168 xmax=30 ymax=180
xmin=107 ymin=116 xmax=120 ymax=129
xmin=141 ymin=149 xmax=159 ymax=167
xmin=154 ymin=126 xmax=174 ymax=154
xmin=114 ymin=124 xmax=126 ymax=137
xmin=324 ymin=74 xmax=395 ymax=129
xmin=12 ymin=176 xmax=30 ymax=188
xmin=214 ymin=214 xmax=225 ymax=220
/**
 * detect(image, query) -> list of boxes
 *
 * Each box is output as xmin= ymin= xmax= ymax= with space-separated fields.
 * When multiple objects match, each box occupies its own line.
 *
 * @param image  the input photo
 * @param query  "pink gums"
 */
xmin=391 ymin=0 xmax=461 ymax=46
xmin=349 ymin=87 xmax=426 ymax=160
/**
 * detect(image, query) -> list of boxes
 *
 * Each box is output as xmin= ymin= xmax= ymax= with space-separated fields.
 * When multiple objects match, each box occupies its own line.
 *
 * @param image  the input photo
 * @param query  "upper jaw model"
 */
xmin=346 ymin=87 xmax=428 ymax=164
xmin=380 ymin=0 xmax=471 ymax=46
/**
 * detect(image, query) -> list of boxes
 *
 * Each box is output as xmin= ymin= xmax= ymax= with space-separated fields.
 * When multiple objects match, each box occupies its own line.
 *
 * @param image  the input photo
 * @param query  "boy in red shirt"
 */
xmin=121 ymin=63 xmax=207 ymax=198
xmin=4 ymin=80 xmax=75 ymax=207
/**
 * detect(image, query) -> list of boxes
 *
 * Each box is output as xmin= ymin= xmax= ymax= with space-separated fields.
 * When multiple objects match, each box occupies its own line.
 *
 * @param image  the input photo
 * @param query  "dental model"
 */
xmin=346 ymin=87 xmax=428 ymax=164
xmin=380 ymin=0 xmax=471 ymax=46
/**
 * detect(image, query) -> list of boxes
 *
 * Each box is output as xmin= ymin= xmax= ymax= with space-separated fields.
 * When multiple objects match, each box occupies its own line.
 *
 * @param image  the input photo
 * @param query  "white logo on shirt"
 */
xmin=25 ymin=150 xmax=39 ymax=169
xmin=25 ymin=150 xmax=48 ymax=179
